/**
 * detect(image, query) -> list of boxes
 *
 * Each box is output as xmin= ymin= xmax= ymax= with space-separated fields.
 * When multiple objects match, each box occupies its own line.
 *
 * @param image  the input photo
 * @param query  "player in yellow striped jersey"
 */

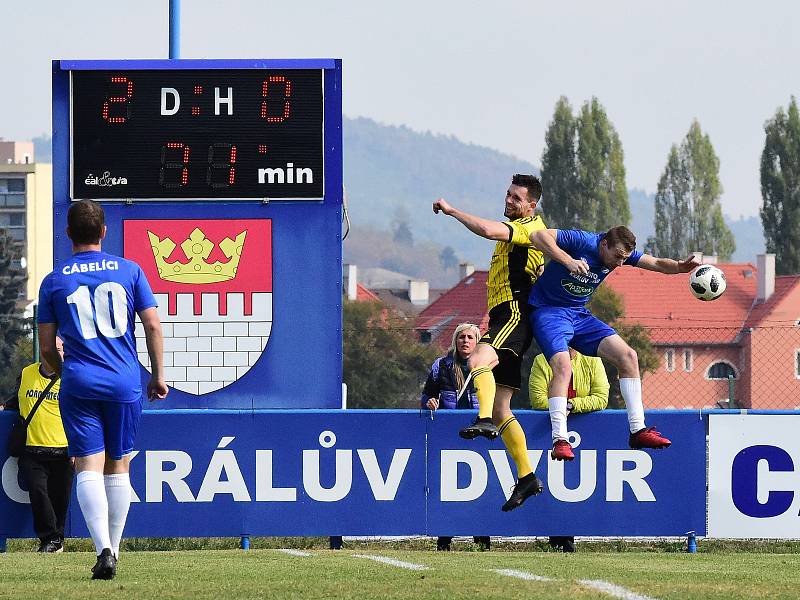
xmin=432 ymin=174 xmax=546 ymax=511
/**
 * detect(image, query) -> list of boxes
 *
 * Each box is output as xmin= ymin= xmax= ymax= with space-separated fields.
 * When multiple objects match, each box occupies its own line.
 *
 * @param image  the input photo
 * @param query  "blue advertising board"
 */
xmin=0 ymin=410 xmax=707 ymax=539
xmin=51 ymin=59 xmax=343 ymax=409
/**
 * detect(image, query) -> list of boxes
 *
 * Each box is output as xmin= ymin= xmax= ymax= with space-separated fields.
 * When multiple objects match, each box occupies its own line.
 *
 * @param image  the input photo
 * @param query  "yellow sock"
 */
xmin=498 ymin=416 xmax=533 ymax=479
xmin=471 ymin=367 xmax=495 ymax=419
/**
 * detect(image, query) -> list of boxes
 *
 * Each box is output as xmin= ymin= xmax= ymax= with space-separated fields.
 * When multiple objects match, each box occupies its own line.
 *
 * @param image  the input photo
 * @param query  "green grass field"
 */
xmin=2 ymin=541 xmax=800 ymax=599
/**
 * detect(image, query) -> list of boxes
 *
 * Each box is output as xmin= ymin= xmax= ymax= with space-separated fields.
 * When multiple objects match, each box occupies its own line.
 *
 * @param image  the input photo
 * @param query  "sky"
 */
xmin=2 ymin=0 xmax=799 ymax=218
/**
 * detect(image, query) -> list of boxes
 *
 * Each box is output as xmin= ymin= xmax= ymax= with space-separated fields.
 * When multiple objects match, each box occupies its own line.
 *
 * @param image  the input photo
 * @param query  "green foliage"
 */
xmin=586 ymin=284 xmax=624 ymax=324
xmin=588 ymin=286 xmax=657 ymax=409
xmin=760 ymin=97 xmax=800 ymax=275
xmin=343 ymin=300 xmax=439 ymax=408
xmin=0 ymin=229 xmax=28 ymax=384
xmin=0 ymin=335 xmax=33 ymax=403
xmin=576 ymin=98 xmax=630 ymax=231
xmin=653 ymin=121 xmax=735 ymax=261
xmin=540 ymin=97 xmax=630 ymax=231
xmin=540 ymin=97 xmax=578 ymax=229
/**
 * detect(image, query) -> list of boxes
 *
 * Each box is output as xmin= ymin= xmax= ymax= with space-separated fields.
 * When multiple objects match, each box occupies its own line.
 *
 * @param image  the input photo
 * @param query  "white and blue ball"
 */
xmin=689 ymin=265 xmax=726 ymax=301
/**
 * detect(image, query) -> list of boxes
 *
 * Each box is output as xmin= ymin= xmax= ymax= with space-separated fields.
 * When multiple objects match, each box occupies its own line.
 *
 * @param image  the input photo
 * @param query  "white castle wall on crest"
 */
xmin=134 ymin=291 xmax=272 ymax=395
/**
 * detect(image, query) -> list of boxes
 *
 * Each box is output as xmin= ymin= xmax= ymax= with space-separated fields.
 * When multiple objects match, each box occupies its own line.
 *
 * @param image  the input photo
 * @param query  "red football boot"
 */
xmin=551 ymin=439 xmax=575 ymax=461
xmin=629 ymin=426 xmax=672 ymax=449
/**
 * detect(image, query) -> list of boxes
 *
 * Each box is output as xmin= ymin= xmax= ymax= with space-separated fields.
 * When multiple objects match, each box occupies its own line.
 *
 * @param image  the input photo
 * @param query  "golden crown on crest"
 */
xmin=148 ymin=228 xmax=247 ymax=284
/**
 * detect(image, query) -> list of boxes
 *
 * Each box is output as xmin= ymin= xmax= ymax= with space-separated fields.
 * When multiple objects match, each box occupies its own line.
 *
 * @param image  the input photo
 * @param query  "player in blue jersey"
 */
xmin=37 ymin=200 xmax=167 ymax=580
xmin=528 ymin=226 xmax=699 ymax=460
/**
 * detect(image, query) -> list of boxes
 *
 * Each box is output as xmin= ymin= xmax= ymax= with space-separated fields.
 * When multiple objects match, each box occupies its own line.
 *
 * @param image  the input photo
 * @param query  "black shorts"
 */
xmin=479 ymin=299 xmax=533 ymax=389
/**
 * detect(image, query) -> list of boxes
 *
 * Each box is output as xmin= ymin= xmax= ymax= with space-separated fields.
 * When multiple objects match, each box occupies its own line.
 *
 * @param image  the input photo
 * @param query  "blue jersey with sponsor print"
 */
xmin=529 ymin=230 xmax=642 ymax=308
xmin=38 ymin=250 xmax=157 ymax=403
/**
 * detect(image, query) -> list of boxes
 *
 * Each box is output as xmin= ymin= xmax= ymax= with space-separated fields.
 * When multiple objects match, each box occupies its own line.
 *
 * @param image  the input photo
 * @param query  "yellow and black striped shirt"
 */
xmin=486 ymin=215 xmax=546 ymax=310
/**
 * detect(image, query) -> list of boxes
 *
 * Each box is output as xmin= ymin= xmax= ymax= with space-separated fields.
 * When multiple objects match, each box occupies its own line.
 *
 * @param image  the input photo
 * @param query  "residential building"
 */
xmin=604 ymin=255 xmax=800 ymax=409
xmin=0 ymin=152 xmax=53 ymax=301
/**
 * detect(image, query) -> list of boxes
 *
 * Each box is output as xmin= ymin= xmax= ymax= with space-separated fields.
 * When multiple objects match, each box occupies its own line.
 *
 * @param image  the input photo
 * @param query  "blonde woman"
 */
xmin=420 ymin=323 xmax=481 ymax=410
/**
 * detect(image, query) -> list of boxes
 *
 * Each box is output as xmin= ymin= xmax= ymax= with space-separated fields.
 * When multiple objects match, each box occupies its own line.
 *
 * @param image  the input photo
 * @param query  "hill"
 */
xmin=28 ymin=121 xmax=768 ymax=285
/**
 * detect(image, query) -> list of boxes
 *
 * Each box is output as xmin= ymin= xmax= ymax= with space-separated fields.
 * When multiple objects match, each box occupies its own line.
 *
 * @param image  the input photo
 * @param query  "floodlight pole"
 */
xmin=169 ymin=0 xmax=181 ymax=59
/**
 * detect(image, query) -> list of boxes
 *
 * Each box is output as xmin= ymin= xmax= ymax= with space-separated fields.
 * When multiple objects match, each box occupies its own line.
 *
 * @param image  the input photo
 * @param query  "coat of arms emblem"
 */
xmin=124 ymin=219 xmax=272 ymax=395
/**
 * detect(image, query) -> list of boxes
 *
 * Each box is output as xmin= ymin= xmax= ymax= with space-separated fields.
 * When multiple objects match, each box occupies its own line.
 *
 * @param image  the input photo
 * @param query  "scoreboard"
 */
xmin=70 ymin=69 xmax=324 ymax=200
xmin=52 ymin=59 xmax=343 ymax=409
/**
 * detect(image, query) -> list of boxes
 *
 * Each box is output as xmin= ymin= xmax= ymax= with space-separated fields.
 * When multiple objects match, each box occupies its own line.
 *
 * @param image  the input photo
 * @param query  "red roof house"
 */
xmin=605 ymin=255 xmax=800 ymax=409
xmin=415 ymin=271 xmax=490 ymax=350
xmin=355 ymin=283 xmax=381 ymax=303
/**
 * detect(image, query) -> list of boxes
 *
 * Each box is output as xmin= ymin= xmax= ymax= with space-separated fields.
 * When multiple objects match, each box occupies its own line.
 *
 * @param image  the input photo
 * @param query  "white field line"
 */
xmin=579 ymin=579 xmax=659 ymax=600
xmin=276 ymin=549 xmax=313 ymax=557
xmin=351 ymin=554 xmax=429 ymax=571
xmin=492 ymin=569 xmax=553 ymax=582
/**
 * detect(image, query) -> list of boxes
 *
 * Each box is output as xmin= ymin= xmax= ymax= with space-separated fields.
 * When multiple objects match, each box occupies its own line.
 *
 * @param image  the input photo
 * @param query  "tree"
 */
xmin=0 ymin=228 xmax=27 ymax=375
xmin=653 ymin=121 xmax=735 ymax=260
xmin=439 ymin=245 xmax=458 ymax=272
xmin=540 ymin=97 xmax=630 ymax=231
xmin=391 ymin=205 xmax=414 ymax=247
xmin=761 ymin=97 xmax=800 ymax=275
xmin=576 ymin=98 xmax=630 ymax=231
xmin=540 ymin=97 xmax=578 ymax=229
xmin=0 ymin=336 xmax=33 ymax=399
xmin=342 ymin=300 xmax=439 ymax=408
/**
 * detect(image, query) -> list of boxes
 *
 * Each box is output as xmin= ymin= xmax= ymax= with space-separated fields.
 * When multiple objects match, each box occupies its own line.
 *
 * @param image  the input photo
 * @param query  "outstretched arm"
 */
xmin=636 ymin=254 xmax=700 ymax=274
xmin=529 ymin=229 xmax=590 ymax=276
xmin=432 ymin=198 xmax=511 ymax=242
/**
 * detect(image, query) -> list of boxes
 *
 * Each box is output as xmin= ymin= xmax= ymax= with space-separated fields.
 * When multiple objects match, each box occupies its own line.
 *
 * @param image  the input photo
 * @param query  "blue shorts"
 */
xmin=59 ymin=396 xmax=143 ymax=460
xmin=530 ymin=305 xmax=617 ymax=361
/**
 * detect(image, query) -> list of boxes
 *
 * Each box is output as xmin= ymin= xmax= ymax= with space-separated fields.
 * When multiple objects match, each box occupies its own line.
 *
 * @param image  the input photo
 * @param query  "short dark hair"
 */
xmin=511 ymin=174 xmax=542 ymax=202
xmin=604 ymin=226 xmax=636 ymax=252
xmin=67 ymin=200 xmax=105 ymax=245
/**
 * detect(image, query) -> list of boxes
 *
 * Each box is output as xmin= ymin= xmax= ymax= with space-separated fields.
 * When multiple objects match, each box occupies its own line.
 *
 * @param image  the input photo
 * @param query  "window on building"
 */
xmin=5 ymin=228 xmax=25 ymax=242
xmin=0 ymin=178 xmax=25 ymax=193
xmin=708 ymin=362 xmax=736 ymax=380
xmin=665 ymin=349 xmax=675 ymax=372
xmin=419 ymin=331 xmax=432 ymax=344
xmin=0 ymin=213 xmax=24 ymax=227
xmin=4 ymin=194 xmax=24 ymax=207
xmin=683 ymin=349 xmax=693 ymax=372
xmin=7 ymin=179 xmax=24 ymax=192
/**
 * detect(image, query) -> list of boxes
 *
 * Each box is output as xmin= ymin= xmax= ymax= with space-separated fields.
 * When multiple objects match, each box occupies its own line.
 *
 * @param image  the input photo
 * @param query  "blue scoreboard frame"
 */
xmin=51 ymin=59 xmax=343 ymax=409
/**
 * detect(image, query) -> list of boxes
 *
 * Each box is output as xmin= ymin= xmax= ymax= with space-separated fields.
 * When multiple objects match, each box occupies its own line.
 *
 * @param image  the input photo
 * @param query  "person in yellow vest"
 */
xmin=529 ymin=347 xmax=609 ymax=552
xmin=3 ymin=337 xmax=72 ymax=553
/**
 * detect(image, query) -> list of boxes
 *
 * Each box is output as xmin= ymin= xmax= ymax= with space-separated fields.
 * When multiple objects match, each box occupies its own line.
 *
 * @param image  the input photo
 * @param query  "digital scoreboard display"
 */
xmin=71 ymin=69 xmax=324 ymax=200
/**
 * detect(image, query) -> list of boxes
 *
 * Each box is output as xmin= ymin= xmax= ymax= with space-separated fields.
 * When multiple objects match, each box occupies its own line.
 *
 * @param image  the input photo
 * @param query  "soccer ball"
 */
xmin=689 ymin=265 xmax=726 ymax=301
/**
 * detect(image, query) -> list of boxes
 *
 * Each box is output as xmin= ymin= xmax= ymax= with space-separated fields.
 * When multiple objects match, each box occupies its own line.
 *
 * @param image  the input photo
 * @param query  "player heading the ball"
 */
xmin=527 ymin=226 xmax=700 ymax=461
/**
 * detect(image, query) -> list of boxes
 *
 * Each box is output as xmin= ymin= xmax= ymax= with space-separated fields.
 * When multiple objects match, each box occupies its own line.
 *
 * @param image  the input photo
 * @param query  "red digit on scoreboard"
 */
xmin=206 ymin=143 xmax=237 ymax=188
xmin=260 ymin=76 xmax=292 ymax=123
xmin=159 ymin=142 xmax=190 ymax=188
xmin=101 ymin=76 xmax=133 ymax=124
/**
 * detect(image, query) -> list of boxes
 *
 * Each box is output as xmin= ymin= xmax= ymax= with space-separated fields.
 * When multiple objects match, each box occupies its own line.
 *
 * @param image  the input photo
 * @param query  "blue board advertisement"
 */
xmin=0 ymin=411 xmax=707 ymax=538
